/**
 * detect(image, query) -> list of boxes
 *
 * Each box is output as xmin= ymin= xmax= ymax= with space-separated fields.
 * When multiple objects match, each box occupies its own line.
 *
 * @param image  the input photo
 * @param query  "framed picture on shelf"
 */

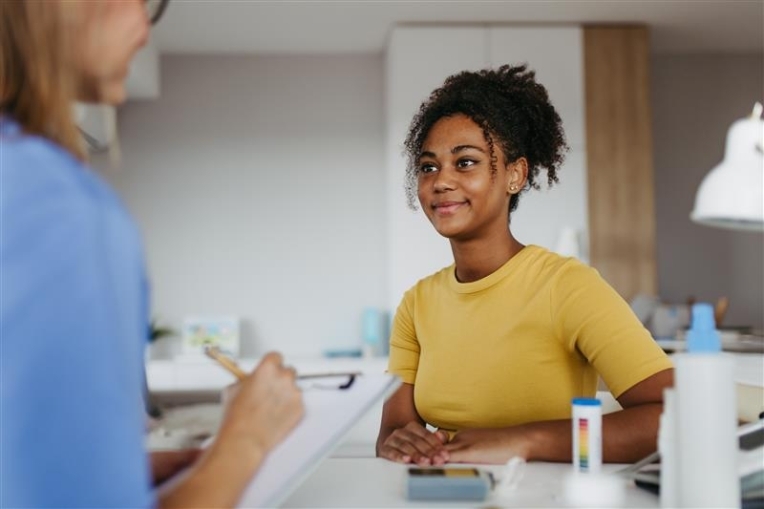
xmin=182 ymin=316 xmax=240 ymax=358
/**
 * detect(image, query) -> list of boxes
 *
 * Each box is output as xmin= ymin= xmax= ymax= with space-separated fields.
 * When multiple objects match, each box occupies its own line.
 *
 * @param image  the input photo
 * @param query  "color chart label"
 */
xmin=578 ymin=418 xmax=589 ymax=470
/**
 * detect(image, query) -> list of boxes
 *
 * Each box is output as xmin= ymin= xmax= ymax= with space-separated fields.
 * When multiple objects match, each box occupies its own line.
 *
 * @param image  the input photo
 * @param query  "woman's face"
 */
xmin=417 ymin=114 xmax=526 ymax=241
xmin=74 ymin=0 xmax=150 ymax=104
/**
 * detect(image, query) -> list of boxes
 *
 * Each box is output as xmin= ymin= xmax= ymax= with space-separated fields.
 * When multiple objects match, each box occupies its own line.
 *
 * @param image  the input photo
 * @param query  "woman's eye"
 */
xmin=419 ymin=163 xmax=438 ymax=174
xmin=457 ymin=158 xmax=477 ymax=169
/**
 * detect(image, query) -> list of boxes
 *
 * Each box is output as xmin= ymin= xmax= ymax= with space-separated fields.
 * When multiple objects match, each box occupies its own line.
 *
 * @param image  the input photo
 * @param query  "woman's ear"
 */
xmin=507 ymin=158 xmax=529 ymax=194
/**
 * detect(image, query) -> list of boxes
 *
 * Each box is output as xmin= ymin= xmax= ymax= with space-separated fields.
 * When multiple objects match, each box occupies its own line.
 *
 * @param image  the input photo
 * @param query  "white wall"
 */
xmin=652 ymin=53 xmax=764 ymax=328
xmin=105 ymin=55 xmax=386 ymax=356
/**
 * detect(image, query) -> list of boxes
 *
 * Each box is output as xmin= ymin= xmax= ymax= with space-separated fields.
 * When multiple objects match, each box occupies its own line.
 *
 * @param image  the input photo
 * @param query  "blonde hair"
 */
xmin=0 ymin=1 xmax=85 ymax=160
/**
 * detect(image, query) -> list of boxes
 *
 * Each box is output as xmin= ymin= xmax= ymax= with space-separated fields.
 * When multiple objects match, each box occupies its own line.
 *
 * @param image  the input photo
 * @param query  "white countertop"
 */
xmin=277 ymin=458 xmax=659 ymax=508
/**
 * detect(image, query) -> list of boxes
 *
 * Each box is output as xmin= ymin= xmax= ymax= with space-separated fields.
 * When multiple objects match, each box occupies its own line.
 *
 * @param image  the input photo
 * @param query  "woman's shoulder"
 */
xmin=515 ymin=245 xmax=606 ymax=292
xmin=521 ymin=248 xmax=620 ymax=309
xmin=2 ymin=126 xmax=122 ymax=215
xmin=413 ymin=265 xmax=454 ymax=290
xmin=397 ymin=265 xmax=454 ymax=305
xmin=520 ymin=244 xmax=588 ymax=273
xmin=3 ymin=127 xmax=81 ymax=174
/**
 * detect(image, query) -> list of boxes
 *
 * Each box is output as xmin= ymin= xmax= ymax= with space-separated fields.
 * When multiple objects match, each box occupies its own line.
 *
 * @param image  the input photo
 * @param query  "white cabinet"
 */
xmin=488 ymin=27 xmax=585 ymax=149
xmin=385 ymin=25 xmax=588 ymax=312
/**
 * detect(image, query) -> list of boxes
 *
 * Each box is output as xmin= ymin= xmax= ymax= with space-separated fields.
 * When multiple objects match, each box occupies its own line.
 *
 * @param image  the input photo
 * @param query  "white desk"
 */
xmin=279 ymin=458 xmax=659 ymax=508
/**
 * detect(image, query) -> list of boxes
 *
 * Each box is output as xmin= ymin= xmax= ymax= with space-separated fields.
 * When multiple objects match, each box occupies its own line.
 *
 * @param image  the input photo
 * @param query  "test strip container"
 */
xmin=572 ymin=397 xmax=602 ymax=473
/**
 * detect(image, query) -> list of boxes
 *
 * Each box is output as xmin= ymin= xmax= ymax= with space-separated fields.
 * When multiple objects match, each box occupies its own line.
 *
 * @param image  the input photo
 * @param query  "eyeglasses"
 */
xmin=145 ymin=0 xmax=170 ymax=25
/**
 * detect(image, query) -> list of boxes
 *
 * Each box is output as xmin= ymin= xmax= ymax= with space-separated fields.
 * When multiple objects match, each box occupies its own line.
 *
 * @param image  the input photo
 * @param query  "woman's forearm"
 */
xmin=156 ymin=438 xmax=265 ymax=509
xmin=522 ymin=403 xmax=662 ymax=463
xmin=601 ymin=402 xmax=663 ymax=463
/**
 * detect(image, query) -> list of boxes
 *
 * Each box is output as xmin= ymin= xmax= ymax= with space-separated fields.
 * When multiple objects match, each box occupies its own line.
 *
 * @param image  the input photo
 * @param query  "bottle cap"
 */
xmin=686 ymin=303 xmax=721 ymax=353
xmin=571 ymin=397 xmax=601 ymax=406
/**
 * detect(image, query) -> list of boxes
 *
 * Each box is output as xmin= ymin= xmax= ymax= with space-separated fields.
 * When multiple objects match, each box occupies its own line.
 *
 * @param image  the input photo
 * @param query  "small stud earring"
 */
xmin=510 ymin=185 xmax=517 ymax=191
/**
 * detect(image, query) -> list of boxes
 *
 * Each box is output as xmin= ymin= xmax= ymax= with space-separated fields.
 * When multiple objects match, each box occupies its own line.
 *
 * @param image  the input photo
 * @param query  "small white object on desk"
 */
xmin=561 ymin=472 xmax=627 ymax=508
xmin=496 ymin=457 xmax=526 ymax=492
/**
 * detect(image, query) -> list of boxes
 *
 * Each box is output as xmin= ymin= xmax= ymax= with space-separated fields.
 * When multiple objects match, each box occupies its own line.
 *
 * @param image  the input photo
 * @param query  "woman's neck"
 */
xmin=450 ymin=229 xmax=525 ymax=283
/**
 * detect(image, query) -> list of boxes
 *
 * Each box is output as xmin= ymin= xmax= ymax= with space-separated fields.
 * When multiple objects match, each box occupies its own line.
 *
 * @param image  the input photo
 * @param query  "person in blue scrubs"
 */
xmin=1 ymin=2 xmax=304 ymax=507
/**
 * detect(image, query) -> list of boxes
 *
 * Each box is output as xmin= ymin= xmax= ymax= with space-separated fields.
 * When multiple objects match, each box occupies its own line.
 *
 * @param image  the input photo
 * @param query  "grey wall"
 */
xmin=652 ymin=53 xmax=764 ymax=328
xmin=106 ymin=55 xmax=386 ymax=356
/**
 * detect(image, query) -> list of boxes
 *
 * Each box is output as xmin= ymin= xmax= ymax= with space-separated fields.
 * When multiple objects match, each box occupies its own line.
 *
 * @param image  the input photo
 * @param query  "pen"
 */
xmin=204 ymin=345 xmax=247 ymax=380
xmin=204 ymin=346 xmax=362 ymax=386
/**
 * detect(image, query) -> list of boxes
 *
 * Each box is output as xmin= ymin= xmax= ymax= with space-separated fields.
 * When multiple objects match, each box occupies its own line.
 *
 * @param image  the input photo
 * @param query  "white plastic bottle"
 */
xmin=674 ymin=303 xmax=740 ymax=508
xmin=571 ymin=397 xmax=602 ymax=474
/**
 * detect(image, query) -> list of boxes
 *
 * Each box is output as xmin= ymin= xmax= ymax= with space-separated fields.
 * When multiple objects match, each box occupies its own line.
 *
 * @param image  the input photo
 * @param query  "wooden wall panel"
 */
xmin=584 ymin=26 xmax=657 ymax=300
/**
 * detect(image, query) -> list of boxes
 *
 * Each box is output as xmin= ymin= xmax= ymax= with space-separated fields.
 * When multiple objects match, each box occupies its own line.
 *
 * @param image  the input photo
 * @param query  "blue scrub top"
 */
xmin=1 ymin=118 xmax=154 ymax=507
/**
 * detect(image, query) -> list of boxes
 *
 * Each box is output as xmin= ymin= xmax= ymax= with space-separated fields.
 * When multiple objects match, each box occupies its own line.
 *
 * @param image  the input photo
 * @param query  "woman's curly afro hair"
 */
xmin=403 ymin=64 xmax=568 ymax=214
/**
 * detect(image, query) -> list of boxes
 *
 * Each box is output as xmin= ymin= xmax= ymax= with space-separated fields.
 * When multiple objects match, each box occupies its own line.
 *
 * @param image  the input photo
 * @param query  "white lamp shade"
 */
xmin=691 ymin=111 xmax=764 ymax=231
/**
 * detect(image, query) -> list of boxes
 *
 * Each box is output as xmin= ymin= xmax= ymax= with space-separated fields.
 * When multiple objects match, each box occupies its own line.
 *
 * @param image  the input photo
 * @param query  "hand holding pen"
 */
xmin=206 ymin=348 xmax=305 ymax=456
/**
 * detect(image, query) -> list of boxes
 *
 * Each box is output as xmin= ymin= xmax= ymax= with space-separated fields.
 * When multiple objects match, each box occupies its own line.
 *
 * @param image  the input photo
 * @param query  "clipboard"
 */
xmin=236 ymin=373 xmax=401 ymax=508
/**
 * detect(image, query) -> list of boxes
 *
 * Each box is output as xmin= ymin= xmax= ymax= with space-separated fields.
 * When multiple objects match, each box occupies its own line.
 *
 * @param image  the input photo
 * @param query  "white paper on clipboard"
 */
xmin=235 ymin=373 xmax=401 ymax=508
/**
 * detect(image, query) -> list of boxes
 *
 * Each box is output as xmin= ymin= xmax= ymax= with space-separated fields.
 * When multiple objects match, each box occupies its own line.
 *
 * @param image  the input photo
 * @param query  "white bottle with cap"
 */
xmin=674 ymin=303 xmax=739 ymax=508
xmin=571 ymin=397 xmax=602 ymax=474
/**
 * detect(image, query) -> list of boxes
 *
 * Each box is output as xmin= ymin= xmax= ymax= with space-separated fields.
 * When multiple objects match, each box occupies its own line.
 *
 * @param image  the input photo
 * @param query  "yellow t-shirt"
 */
xmin=388 ymin=245 xmax=673 ymax=433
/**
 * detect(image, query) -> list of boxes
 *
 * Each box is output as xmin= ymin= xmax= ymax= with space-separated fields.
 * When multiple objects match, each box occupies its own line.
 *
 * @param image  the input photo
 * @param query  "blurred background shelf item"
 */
xmin=659 ymin=328 xmax=764 ymax=354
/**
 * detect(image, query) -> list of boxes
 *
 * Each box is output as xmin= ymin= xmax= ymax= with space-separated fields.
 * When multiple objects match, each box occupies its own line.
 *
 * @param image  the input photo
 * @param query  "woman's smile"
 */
xmin=432 ymin=200 xmax=468 ymax=215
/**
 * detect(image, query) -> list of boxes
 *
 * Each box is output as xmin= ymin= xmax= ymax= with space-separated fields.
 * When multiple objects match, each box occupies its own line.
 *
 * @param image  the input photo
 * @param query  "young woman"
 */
xmin=376 ymin=65 xmax=673 ymax=466
xmin=1 ymin=2 xmax=303 ymax=507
